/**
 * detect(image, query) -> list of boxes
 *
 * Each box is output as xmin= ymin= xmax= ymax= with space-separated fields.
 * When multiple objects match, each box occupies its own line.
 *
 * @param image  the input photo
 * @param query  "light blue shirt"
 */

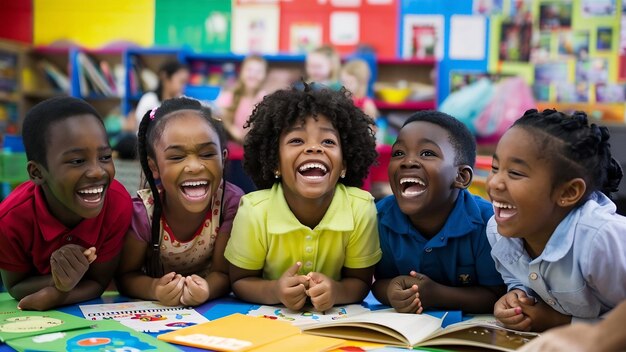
xmin=487 ymin=192 xmax=626 ymax=321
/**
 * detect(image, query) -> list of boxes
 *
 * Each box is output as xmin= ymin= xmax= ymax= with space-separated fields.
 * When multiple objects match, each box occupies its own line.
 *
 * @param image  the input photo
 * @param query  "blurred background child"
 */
xmin=225 ymin=84 xmax=380 ymax=312
xmin=305 ymin=45 xmax=342 ymax=90
xmin=215 ymin=55 xmax=268 ymax=145
xmin=117 ymin=97 xmax=243 ymax=306
xmin=134 ymin=60 xmax=190 ymax=130
xmin=340 ymin=59 xmax=378 ymax=121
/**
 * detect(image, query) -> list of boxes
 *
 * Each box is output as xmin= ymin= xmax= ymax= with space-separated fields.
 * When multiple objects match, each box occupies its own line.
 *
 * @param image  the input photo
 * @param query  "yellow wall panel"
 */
xmin=34 ymin=0 xmax=154 ymax=48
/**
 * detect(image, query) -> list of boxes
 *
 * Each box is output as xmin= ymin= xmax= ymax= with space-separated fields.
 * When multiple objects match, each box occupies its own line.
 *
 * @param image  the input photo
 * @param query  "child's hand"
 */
xmin=276 ymin=262 xmax=310 ymax=311
xmin=387 ymin=275 xmax=422 ymax=314
xmin=18 ymin=286 xmax=63 ymax=311
xmin=305 ymin=272 xmax=335 ymax=312
xmin=519 ymin=298 xmax=571 ymax=332
xmin=50 ymin=244 xmax=91 ymax=292
xmin=154 ymin=272 xmax=185 ymax=306
xmin=494 ymin=289 xmax=534 ymax=331
xmin=82 ymin=247 xmax=97 ymax=264
xmin=180 ymin=274 xmax=210 ymax=306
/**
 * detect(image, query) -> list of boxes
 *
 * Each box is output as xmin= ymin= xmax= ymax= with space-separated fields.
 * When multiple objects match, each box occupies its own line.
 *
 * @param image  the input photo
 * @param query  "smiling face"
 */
xmin=34 ymin=115 xmax=114 ymax=228
xmin=388 ymin=121 xmax=462 ymax=227
xmin=278 ymin=115 xmax=345 ymax=205
xmin=149 ymin=112 xmax=225 ymax=215
xmin=486 ymin=126 xmax=563 ymax=242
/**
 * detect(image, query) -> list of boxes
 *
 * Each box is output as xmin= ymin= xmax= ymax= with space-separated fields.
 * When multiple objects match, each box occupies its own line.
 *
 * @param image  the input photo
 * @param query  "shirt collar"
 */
xmin=380 ymin=189 xmax=483 ymax=246
xmin=267 ymin=183 xmax=354 ymax=234
xmin=35 ymin=184 xmax=103 ymax=243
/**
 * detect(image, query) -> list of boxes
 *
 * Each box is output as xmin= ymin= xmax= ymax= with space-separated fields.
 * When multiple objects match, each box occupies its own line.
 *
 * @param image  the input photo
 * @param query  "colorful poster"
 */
xmin=7 ymin=319 xmax=180 ymax=352
xmin=79 ymin=301 xmax=209 ymax=334
xmin=402 ymin=15 xmax=444 ymax=59
xmin=330 ymin=11 xmax=360 ymax=46
xmin=290 ymin=23 xmax=323 ymax=53
xmin=155 ymin=0 xmax=231 ymax=53
xmin=232 ymin=4 xmax=280 ymax=54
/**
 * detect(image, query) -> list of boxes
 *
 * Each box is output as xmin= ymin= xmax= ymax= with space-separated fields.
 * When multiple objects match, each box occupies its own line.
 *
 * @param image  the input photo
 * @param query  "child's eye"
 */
xmin=391 ymin=150 xmax=404 ymax=157
xmin=68 ymin=159 xmax=85 ymax=165
xmin=201 ymin=152 xmax=217 ymax=158
xmin=321 ymin=139 xmax=337 ymax=146
xmin=287 ymin=138 xmax=304 ymax=145
xmin=420 ymin=150 xmax=436 ymax=157
xmin=508 ymin=170 xmax=525 ymax=178
xmin=167 ymin=155 xmax=185 ymax=161
xmin=491 ymin=165 xmax=499 ymax=173
xmin=99 ymin=154 xmax=112 ymax=162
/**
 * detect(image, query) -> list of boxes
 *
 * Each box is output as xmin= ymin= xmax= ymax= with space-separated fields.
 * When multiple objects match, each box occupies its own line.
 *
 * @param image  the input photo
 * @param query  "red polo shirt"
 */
xmin=0 ymin=179 xmax=132 ymax=274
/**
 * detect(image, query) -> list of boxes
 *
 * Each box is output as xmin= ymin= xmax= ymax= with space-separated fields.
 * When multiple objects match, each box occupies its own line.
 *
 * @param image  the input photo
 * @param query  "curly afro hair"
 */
xmin=243 ymin=83 xmax=377 ymax=189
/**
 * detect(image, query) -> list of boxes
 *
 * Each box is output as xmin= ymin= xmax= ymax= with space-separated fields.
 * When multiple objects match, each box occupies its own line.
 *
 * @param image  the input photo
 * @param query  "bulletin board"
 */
xmin=34 ymin=0 xmax=154 ymax=48
xmin=278 ymin=0 xmax=398 ymax=57
xmin=155 ymin=0 xmax=231 ymax=53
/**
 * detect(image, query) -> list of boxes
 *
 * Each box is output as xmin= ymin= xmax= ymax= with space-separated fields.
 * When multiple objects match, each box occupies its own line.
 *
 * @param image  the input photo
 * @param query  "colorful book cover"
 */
xmin=158 ymin=313 xmax=344 ymax=351
xmin=79 ymin=301 xmax=209 ymax=334
xmin=7 ymin=319 xmax=182 ymax=352
xmin=0 ymin=304 xmax=94 ymax=343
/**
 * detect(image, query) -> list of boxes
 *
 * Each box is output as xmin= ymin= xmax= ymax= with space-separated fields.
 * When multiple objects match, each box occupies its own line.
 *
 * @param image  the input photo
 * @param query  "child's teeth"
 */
xmin=78 ymin=186 xmax=103 ymax=194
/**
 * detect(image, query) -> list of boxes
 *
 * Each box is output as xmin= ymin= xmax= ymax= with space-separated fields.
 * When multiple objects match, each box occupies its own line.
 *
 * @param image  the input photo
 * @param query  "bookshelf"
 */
xmin=22 ymin=46 xmax=71 ymax=112
xmin=0 ymin=40 xmax=26 ymax=143
xmin=70 ymin=47 xmax=124 ymax=119
xmin=123 ymin=47 xmax=182 ymax=115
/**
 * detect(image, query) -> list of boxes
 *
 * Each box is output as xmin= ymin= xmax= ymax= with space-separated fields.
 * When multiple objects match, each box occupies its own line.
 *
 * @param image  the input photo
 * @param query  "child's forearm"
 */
xmin=594 ymin=301 xmax=626 ymax=350
xmin=371 ymin=278 xmax=392 ymax=305
xmin=334 ymin=277 xmax=371 ymax=305
xmin=204 ymin=271 xmax=230 ymax=301
xmin=117 ymin=272 xmax=160 ymax=301
xmin=231 ymin=277 xmax=282 ymax=305
xmin=5 ymin=275 xmax=55 ymax=300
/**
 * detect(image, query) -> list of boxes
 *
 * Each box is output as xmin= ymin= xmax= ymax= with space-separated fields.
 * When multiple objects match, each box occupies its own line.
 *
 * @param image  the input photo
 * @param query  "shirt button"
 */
xmin=66 ymin=235 xmax=72 ymax=241
xmin=305 ymin=235 xmax=312 ymax=241
xmin=529 ymin=272 xmax=538 ymax=280
xmin=304 ymin=261 xmax=313 ymax=268
xmin=305 ymin=246 xmax=313 ymax=253
xmin=548 ymin=299 xmax=556 ymax=305
xmin=425 ymin=248 xmax=432 ymax=253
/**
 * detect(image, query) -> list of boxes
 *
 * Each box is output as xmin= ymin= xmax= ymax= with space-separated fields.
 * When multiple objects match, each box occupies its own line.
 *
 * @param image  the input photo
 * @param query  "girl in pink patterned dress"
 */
xmin=116 ymin=97 xmax=243 ymax=306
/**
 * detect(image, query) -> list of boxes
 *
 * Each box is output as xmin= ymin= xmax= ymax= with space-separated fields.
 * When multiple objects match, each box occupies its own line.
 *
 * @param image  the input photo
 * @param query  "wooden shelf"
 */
xmin=374 ymin=100 xmax=435 ymax=110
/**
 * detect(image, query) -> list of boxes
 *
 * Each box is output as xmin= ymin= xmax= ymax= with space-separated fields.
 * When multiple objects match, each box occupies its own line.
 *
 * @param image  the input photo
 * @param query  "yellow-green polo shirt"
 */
xmin=224 ymin=183 xmax=382 ymax=281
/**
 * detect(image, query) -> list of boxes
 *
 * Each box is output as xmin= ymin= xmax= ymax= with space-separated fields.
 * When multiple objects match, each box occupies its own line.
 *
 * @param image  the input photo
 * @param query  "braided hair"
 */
xmin=514 ymin=109 xmax=623 ymax=202
xmin=137 ymin=97 xmax=227 ymax=277
xmin=242 ymin=82 xmax=377 ymax=190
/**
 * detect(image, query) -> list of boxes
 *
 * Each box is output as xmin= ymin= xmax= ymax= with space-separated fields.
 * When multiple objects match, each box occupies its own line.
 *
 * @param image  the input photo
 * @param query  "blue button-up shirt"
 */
xmin=376 ymin=189 xmax=503 ymax=287
xmin=487 ymin=192 xmax=626 ymax=320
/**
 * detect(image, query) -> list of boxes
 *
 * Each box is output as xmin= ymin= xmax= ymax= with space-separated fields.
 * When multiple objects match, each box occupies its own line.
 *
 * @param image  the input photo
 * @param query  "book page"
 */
xmin=247 ymin=304 xmax=371 ymax=327
xmin=79 ymin=301 xmax=209 ymax=334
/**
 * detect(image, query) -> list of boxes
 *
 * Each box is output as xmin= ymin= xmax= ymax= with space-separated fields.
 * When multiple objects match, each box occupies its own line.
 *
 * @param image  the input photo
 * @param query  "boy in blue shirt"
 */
xmin=372 ymin=111 xmax=504 ymax=314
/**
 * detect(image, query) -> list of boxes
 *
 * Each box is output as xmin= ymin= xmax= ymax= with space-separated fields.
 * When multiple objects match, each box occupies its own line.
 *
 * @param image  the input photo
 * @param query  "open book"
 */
xmin=249 ymin=305 xmax=538 ymax=351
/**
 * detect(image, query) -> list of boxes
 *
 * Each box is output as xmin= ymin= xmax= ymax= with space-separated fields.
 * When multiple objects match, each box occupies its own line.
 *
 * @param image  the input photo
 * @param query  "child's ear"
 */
xmin=147 ymin=158 xmax=160 ymax=180
xmin=27 ymin=161 xmax=45 ymax=185
xmin=222 ymin=148 xmax=228 ymax=165
xmin=556 ymin=178 xmax=586 ymax=207
xmin=454 ymin=165 xmax=473 ymax=189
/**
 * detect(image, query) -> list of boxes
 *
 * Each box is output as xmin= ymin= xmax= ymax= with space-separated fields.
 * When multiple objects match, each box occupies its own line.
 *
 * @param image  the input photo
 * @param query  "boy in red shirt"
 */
xmin=0 ymin=97 xmax=132 ymax=310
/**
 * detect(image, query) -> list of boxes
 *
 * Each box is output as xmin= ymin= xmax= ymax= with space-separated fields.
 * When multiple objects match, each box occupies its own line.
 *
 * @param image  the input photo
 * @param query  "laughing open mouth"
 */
xmin=298 ymin=162 xmax=328 ymax=179
xmin=180 ymin=180 xmax=209 ymax=199
xmin=399 ymin=177 xmax=426 ymax=197
xmin=77 ymin=186 xmax=104 ymax=203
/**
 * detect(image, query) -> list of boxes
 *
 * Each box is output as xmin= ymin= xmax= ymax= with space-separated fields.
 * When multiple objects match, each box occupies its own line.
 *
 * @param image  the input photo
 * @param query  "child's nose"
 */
xmin=86 ymin=162 xmax=107 ymax=179
xmin=401 ymin=158 xmax=421 ymax=168
xmin=486 ymin=173 xmax=504 ymax=191
xmin=305 ymin=144 xmax=323 ymax=154
xmin=184 ymin=157 xmax=204 ymax=172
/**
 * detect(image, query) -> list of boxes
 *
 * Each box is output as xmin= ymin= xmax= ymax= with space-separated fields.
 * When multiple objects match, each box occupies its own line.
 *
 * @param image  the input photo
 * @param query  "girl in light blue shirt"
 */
xmin=486 ymin=108 xmax=625 ymax=332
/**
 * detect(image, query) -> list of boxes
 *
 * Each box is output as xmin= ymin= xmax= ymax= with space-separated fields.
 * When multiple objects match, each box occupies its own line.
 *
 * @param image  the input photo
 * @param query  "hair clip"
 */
xmin=149 ymin=107 xmax=158 ymax=120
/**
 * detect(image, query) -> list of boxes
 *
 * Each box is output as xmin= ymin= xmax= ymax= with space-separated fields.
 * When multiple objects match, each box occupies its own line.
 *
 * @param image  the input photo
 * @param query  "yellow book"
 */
xmin=157 ymin=313 xmax=344 ymax=352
